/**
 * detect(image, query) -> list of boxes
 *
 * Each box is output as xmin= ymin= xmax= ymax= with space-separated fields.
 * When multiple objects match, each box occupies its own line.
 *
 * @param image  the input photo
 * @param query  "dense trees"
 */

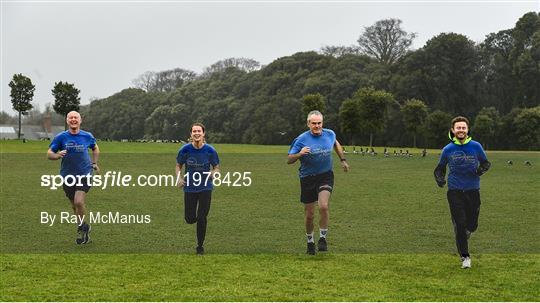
xmin=401 ymin=99 xmax=428 ymax=148
xmin=302 ymin=93 xmax=326 ymax=116
xmin=424 ymin=110 xmax=453 ymax=148
xmin=393 ymin=33 xmax=480 ymax=117
xmin=513 ymin=106 xmax=540 ymax=150
xmin=473 ymin=107 xmax=500 ymax=150
xmin=353 ymin=87 xmax=394 ymax=147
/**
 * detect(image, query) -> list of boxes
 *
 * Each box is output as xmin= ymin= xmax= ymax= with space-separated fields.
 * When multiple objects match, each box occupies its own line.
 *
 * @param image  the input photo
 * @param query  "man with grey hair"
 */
xmin=288 ymin=110 xmax=349 ymax=255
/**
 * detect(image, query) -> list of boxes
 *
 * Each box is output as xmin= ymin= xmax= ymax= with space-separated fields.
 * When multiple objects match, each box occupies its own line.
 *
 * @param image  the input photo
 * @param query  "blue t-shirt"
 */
xmin=437 ymin=140 xmax=488 ymax=190
xmin=288 ymin=129 xmax=336 ymax=178
xmin=176 ymin=143 xmax=220 ymax=193
xmin=49 ymin=130 xmax=96 ymax=177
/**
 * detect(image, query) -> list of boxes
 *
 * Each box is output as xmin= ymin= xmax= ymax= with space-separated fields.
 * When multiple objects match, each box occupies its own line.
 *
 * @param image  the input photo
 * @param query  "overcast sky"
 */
xmin=2 ymin=1 xmax=539 ymax=115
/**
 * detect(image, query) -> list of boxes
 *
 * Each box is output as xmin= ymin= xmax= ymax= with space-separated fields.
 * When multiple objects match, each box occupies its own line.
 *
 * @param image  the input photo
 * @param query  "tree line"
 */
xmin=7 ymin=12 xmax=540 ymax=150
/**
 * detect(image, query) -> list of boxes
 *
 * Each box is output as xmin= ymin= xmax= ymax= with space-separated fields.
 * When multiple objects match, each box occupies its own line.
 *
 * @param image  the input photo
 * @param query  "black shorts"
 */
xmin=300 ymin=170 xmax=334 ymax=204
xmin=62 ymin=177 xmax=91 ymax=201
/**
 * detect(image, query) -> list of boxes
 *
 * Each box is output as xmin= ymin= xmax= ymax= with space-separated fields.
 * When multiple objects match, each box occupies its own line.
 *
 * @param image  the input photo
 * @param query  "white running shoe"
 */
xmin=461 ymin=257 xmax=471 ymax=269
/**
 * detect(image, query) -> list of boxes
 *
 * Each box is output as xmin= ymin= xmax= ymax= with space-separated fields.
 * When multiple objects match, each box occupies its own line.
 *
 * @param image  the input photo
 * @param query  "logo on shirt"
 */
xmin=308 ymin=144 xmax=331 ymax=158
xmin=65 ymin=141 xmax=86 ymax=153
xmin=450 ymin=151 xmax=476 ymax=166
xmin=186 ymin=157 xmax=205 ymax=168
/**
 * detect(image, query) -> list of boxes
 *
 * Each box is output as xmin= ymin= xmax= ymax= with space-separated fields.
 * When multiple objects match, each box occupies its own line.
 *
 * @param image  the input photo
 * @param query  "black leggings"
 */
xmin=184 ymin=191 xmax=212 ymax=247
xmin=447 ymin=189 xmax=481 ymax=257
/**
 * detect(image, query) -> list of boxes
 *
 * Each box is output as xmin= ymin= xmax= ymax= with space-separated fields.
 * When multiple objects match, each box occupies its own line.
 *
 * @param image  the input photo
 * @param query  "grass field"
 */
xmin=1 ymin=140 xmax=539 ymax=301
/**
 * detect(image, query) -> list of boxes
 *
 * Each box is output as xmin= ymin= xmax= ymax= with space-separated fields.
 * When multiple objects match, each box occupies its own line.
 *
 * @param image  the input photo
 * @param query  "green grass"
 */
xmin=1 ymin=254 xmax=538 ymax=301
xmin=1 ymin=140 xmax=539 ymax=301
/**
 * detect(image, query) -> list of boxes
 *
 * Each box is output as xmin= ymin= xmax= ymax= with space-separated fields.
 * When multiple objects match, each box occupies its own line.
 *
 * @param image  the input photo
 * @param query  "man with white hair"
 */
xmin=288 ymin=110 xmax=349 ymax=255
xmin=47 ymin=111 xmax=100 ymax=244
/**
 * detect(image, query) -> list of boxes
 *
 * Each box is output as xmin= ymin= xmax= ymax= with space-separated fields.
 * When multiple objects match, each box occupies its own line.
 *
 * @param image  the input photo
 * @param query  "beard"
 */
xmin=455 ymin=132 xmax=467 ymax=139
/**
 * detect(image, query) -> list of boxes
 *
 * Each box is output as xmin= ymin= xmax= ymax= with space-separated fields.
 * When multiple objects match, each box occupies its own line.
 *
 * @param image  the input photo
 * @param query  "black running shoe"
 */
xmin=196 ymin=246 xmax=204 ymax=255
xmin=318 ymin=237 xmax=328 ymax=252
xmin=82 ymin=223 xmax=91 ymax=244
xmin=306 ymin=242 xmax=316 ymax=255
xmin=76 ymin=225 xmax=84 ymax=244
xmin=76 ymin=223 xmax=91 ymax=244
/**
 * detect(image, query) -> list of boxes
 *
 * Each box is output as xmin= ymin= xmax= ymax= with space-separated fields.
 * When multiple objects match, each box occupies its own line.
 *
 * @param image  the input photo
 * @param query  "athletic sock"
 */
xmin=320 ymin=228 xmax=328 ymax=239
xmin=306 ymin=232 xmax=314 ymax=243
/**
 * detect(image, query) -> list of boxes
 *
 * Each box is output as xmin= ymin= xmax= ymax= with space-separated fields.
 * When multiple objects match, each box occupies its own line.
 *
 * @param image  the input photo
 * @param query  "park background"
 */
xmin=3 ymin=6 xmax=540 ymax=151
xmin=2 ymin=1 xmax=539 ymax=302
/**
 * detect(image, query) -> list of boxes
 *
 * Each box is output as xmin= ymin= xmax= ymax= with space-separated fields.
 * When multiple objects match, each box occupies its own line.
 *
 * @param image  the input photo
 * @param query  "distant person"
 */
xmin=288 ymin=111 xmax=349 ymax=255
xmin=422 ymin=148 xmax=427 ymax=158
xmin=47 ymin=111 xmax=100 ymax=244
xmin=434 ymin=116 xmax=491 ymax=269
xmin=176 ymin=123 xmax=220 ymax=255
